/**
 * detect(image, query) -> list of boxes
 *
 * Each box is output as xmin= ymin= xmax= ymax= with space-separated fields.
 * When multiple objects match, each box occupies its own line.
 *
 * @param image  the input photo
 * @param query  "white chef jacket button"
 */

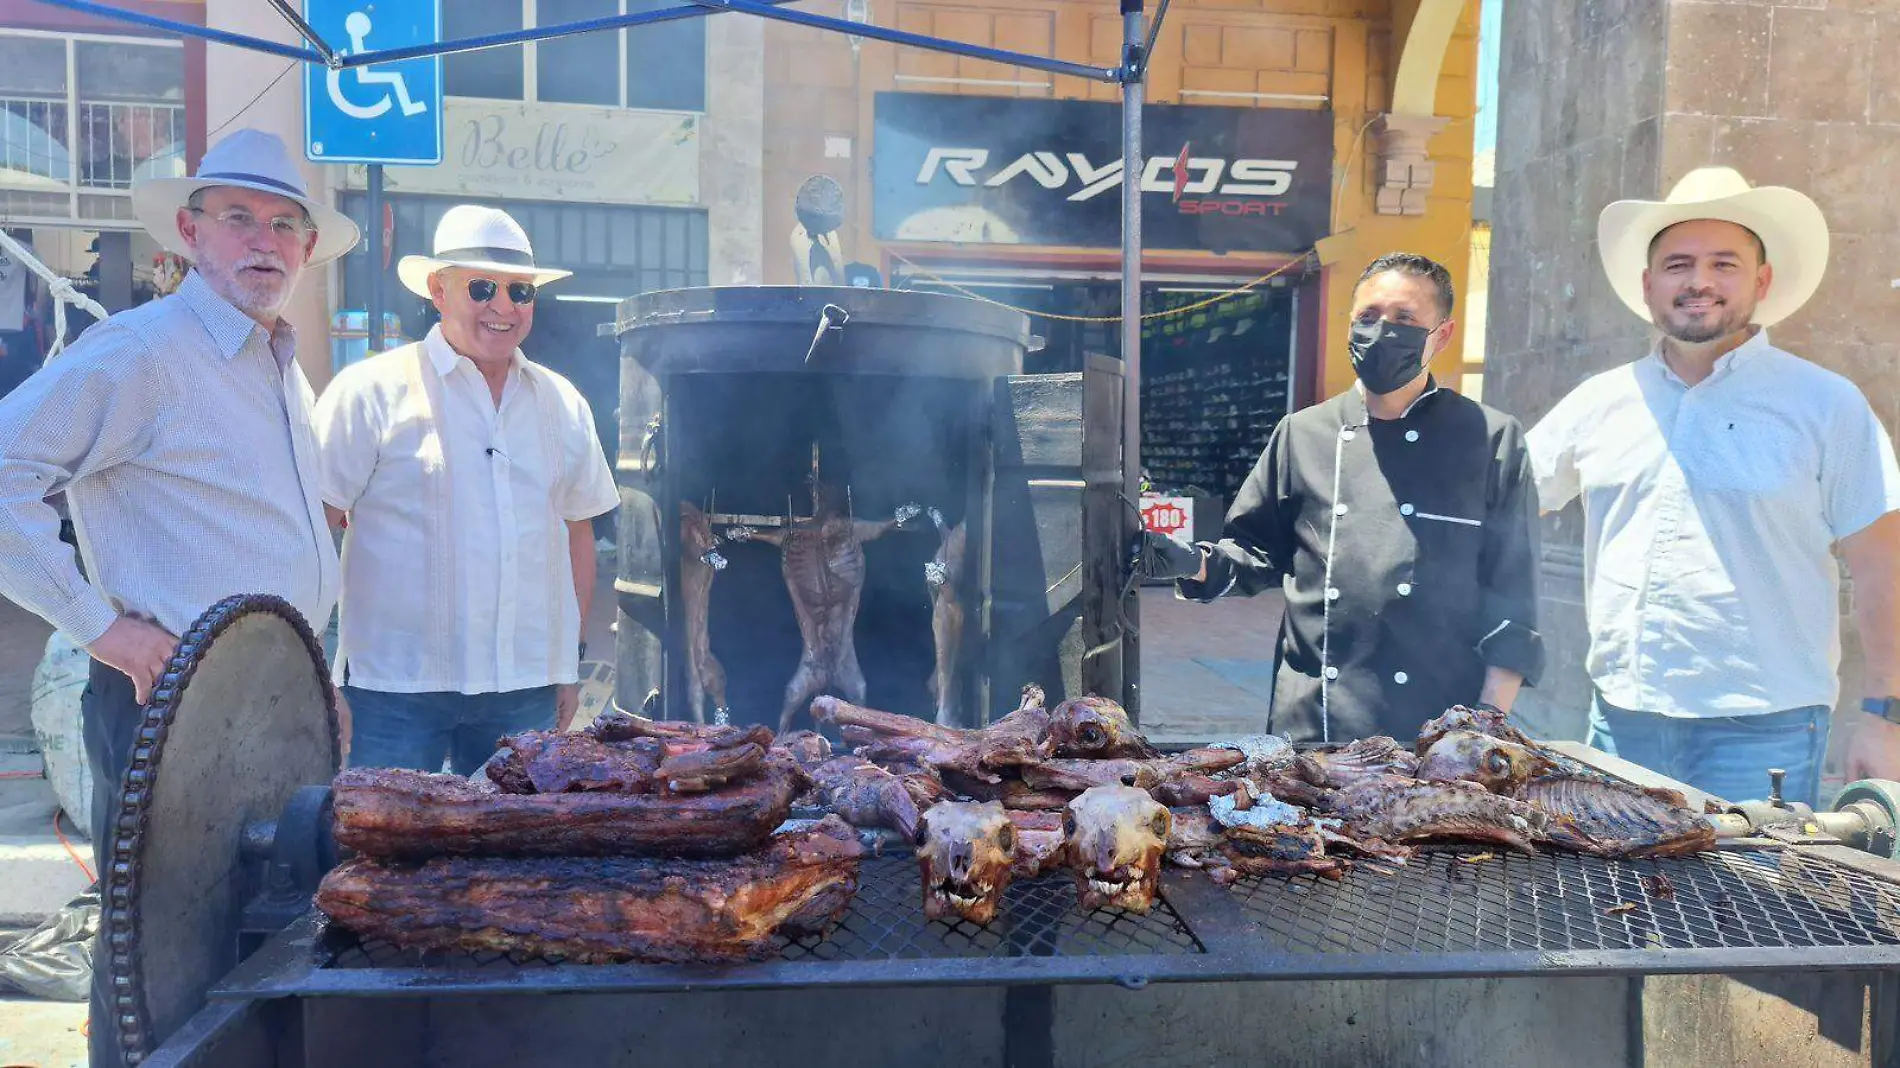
xmin=1325 ymin=587 xmax=1340 ymax=601
xmin=1334 ymin=503 xmax=1349 ymax=517
xmin=1393 ymin=671 xmax=1409 ymax=685
xmin=1397 ymin=582 xmax=1413 ymax=596
xmin=1399 ymin=503 xmax=1415 ymax=516
xmin=1340 ymin=427 xmax=1356 ymax=442
xmin=1324 ymin=666 xmax=1340 ymax=681
xmin=1405 ymin=430 xmax=1419 ymax=443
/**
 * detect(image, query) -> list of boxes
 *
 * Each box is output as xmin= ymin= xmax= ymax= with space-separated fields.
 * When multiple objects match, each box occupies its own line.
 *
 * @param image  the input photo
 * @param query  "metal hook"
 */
xmin=804 ymin=303 xmax=850 ymax=364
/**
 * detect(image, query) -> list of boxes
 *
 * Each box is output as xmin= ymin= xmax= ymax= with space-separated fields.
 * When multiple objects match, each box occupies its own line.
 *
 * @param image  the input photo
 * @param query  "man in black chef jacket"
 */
xmin=1139 ymin=252 xmax=1543 ymax=744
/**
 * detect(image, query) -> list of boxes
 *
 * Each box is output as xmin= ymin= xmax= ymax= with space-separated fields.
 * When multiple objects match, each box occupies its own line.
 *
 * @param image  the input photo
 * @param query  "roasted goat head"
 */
xmin=1062 ymin=785 xmax=1170 ymax=912
xmin=916 ymin=801 xmax=1018 ymax=925
xmin=1416 ymin=730 xmax=1556 ymax=795
xmin=1049 ymin=697 xmax=1160 ymax=760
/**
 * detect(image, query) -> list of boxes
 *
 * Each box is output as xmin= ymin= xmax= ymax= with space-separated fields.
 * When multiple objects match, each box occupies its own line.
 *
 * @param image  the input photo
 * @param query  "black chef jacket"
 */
xmin=1177 ymin=379 xmax=1543 ymax=743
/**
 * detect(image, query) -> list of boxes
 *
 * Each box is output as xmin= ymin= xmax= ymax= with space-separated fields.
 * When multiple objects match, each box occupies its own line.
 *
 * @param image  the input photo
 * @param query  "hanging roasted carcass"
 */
xmin=680 ymin=501 xmax=731 ymax=725
xmin=925 ymin=508 xmax=967 ymax=727
xmin=727 ymin=477 xmax=920 ymax=733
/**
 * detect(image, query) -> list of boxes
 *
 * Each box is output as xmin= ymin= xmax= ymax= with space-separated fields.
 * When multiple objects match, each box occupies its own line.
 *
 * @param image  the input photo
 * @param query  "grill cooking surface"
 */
xmin=217 ymin=843 xmax=1900 ymax=999
xmin=1237 ymin=848 xmax=1900 ymax=955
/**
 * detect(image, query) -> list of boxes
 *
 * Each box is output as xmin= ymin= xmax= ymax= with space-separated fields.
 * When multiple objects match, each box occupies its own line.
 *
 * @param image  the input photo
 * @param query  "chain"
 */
xmin=886 ymin=248 xmax=1317 ymax=324
xmin=104 ymin=594 xmax=338 ymax=1064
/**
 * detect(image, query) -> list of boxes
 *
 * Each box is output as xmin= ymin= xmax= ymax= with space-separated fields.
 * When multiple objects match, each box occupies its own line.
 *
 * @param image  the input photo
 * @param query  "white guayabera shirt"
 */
xmin=314 ymin=325 xmax=618 ymax=695
xmin=1528 ymin=329 xmax=1900 ymax=718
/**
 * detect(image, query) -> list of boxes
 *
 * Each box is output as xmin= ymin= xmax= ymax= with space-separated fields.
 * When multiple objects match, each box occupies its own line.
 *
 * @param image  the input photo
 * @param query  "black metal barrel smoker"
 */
xmin=109 ymin=287 xmax=1900 ymax=1068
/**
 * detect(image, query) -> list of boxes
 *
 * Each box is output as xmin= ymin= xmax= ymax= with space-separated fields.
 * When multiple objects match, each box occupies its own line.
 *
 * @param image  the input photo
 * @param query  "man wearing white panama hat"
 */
xmin=314 ymin=205 xmax=617 ymax=774
xmin=1529 ymin=166 xmax=1900 ymax=805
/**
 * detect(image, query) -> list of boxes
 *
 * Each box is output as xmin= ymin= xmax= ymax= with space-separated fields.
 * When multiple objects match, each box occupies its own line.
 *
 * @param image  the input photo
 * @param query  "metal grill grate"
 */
xmin=1231 ymin=848 xmax=1900 ymax=955
xmin=322 ymin=856 xmax=1200 ymax=971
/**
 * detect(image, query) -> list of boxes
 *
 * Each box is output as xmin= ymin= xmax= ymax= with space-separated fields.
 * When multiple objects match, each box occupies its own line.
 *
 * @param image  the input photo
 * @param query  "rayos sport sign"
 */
xmin=873 ymin=93 xmax=1331 ymax=253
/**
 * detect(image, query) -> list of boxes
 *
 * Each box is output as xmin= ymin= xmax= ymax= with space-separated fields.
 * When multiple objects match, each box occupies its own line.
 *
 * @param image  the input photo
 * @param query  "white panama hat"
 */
xmin=1597 ymin=166 xmax=1829 ymax=327
xmin=398 ymin=205 xmax=572 ymax=299
xmin=131 ymin=128 xmax=361 ymax=267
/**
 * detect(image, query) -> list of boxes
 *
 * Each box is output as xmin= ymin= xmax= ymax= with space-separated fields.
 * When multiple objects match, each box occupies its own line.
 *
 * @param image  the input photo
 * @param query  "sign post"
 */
xmin=303 ymin=0 xmax=442 ymax=353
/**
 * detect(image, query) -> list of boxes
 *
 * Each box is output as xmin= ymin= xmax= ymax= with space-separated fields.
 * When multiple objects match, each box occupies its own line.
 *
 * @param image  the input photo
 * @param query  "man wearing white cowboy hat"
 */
xmin=1528 ymin=166 xmax=1900 ymax=805
xmin=314 ymin=205 xmax=617 ymax=774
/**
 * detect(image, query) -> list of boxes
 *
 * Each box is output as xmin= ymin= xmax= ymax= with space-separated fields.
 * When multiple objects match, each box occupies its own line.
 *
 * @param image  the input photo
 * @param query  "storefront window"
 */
xmin=539 ymin=0 xmax=620 ymax=107
xmin=0 ymin=37 xmax=71 ymax=189
xmin=445 ymin=0 xmax=525 ymax=100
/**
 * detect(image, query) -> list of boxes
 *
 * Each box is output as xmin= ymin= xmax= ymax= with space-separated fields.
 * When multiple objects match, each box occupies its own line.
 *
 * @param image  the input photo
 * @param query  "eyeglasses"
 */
xmin=466 ymin=278 xmax=537 ymax=305
xmin=189 ymin=207 xmax=317 ymax=242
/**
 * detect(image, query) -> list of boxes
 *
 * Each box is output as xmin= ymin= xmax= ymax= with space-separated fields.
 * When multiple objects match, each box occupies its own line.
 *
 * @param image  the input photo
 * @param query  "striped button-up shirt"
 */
xmin=0 ymin=270 xmax=338 ymax=644
xmin=314 ymin=326 xmax=619 ymax=694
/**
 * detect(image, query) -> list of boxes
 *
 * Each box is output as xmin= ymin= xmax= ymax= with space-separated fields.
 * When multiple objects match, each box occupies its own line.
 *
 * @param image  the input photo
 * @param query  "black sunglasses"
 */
xmin=466 ymin=278 xmax=537 ymax=305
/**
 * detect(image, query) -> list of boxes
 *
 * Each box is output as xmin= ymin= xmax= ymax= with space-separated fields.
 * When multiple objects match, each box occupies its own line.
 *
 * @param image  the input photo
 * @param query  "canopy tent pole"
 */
xmin=1119 ymin=0 xmax=1145 ymax=712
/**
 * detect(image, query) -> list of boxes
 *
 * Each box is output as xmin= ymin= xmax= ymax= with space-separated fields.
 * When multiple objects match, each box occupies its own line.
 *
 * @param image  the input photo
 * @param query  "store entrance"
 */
xmin=905 ymin=272 xmax=1300 ymax=741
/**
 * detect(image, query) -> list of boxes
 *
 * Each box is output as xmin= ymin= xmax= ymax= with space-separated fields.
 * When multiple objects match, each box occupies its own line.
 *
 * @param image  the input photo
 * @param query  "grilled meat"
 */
xmin=1048 ymin=696 xmax=1159 ymax=760
xmin=1293 ymin=736 xmax=1419 ymax=789
xmin=680 ymin=502 xmax=730 ymax=725
xmin=492 ymin=731 xmax=661 ymax=794
xmin=1519 ymin=776 xmax=1715 ymax=858
xmin=1150 ymin=773 xmax=1249 ymax=808
xmin=816 ymin=691 xmax=1053 ymax=776
xmin=316 ymin=817 xmax=863 ymax=964
xmin=1416 ymin=730 xmax=1558 ymax=796
xmin=810 ymin=754 xmax=923 ymax=841
xmin=657 ymin=742 xmax=766 ymax=794
xmin=331 ymin=758 xmax=802 ymax=860
xmin=916 ymin=800 xmax=1017 ymax=925
xmin=1007 ymin=810 xmax=1066 ymax=878
xmin=774 ymin=730 xmax=833 ymax=770
xmin=586 ymin=710 xmax=773 ymax=751
xmin=1164 ymin=807 xmax=1225 ymax=869
xmin=1246 ymin=770 xmax=1335 ymax=809
xmin=725 ymin=485 xmax=914 ymax=734
xmin=1329 ymin=777 xmax=1592 ymax=855
xmin=1416 ymin=704 xmax=1532 ymax=756
xmin=1019 ymin=748 xmax=1244 ymax=795
xmin=1218 ymin=821 xmax=1348 ymax=882
xmin=926 ymin=512 xmax=968 ymax=727
xmin=1062 ymin=785 xmax=1170 ymax=912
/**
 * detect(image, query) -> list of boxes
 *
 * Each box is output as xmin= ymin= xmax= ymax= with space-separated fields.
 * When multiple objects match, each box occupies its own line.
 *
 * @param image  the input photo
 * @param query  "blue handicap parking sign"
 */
xmin=304 ymin=0 xmax=442 ymax=166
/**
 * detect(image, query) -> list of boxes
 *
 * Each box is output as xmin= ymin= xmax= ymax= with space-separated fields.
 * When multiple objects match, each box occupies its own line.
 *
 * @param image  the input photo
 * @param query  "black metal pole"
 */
xmin=1120 ymin=0 xmax=1144 ymax=716
xmin=367 ymin=164 xmax=384 ymax=353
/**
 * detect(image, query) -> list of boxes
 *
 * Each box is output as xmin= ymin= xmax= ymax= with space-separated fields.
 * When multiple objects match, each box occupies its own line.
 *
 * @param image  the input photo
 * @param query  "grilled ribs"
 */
xmin=316 ymin=817 xmax=863 ymax=963
xmin=1518 ymin=776 xmax=1716 ymax=858
xmin=332 ymin=759 xmax=801 ymax=860
xmin=1329 ymin=777 xmax=1594 ymax=855
xmin=1292 ymin=736 xmax=1419 ymax=789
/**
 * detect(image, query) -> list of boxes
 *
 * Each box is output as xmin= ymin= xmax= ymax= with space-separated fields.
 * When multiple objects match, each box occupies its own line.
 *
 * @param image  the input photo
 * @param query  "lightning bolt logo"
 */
xmin=1171 ymin=142 xmax=1192 ymax=203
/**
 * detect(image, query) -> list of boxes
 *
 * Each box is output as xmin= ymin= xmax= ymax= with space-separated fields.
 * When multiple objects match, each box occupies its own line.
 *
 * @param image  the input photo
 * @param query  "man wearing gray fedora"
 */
xmin=0 ymin=127 xmax=359 ymax=1065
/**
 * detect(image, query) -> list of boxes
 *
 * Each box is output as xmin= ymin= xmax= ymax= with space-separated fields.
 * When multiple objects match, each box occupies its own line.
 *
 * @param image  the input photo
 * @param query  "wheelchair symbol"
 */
xmin=326 ymin=11 xmax=428 ymax=121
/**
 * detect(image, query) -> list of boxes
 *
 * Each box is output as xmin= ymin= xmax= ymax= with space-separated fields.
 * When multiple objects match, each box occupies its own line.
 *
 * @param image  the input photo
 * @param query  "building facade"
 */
xmin=760 ymin=0 xmax=1481 ymax=519
xmin=0 ymin=0 xmax=205 ymax=373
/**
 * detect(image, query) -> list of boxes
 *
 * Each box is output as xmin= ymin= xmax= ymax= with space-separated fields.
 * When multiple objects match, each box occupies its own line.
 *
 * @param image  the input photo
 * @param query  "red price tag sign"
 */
xmin=1140 ymin=495 xmax=1194 ymax=548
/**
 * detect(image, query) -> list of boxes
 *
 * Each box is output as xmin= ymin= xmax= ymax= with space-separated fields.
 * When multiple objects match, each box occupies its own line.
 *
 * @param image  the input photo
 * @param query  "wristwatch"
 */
xmin=1862 ymin=697 xmax=1900 ymax=726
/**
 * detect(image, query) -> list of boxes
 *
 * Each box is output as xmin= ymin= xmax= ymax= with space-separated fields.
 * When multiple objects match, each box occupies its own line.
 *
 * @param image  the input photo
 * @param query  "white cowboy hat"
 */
xmin=1597 ymin=166 xmax=1829 ymax=327
xmin=131 ymin=128 xmax=361 ymax=268
xmin=398 ymin=205 xmax=572 ymax=298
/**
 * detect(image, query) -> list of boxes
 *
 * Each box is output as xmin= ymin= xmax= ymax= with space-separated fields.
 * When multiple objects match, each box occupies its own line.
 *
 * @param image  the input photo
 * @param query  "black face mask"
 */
xmin=1348 ymin=318 xmax=1433 ymax=395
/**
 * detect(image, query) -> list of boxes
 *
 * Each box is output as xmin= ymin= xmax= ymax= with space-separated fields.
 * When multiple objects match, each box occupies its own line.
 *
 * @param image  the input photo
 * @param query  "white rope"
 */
xmin=0 ymin=229 xmax=108 ymax=360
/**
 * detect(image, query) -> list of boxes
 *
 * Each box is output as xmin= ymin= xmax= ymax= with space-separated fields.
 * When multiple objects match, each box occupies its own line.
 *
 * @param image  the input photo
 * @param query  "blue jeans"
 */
xmin=343 ymin=684 xmax=557 ymax=775
xmin=1587 ymin=693 xmax=1831 ymax=807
